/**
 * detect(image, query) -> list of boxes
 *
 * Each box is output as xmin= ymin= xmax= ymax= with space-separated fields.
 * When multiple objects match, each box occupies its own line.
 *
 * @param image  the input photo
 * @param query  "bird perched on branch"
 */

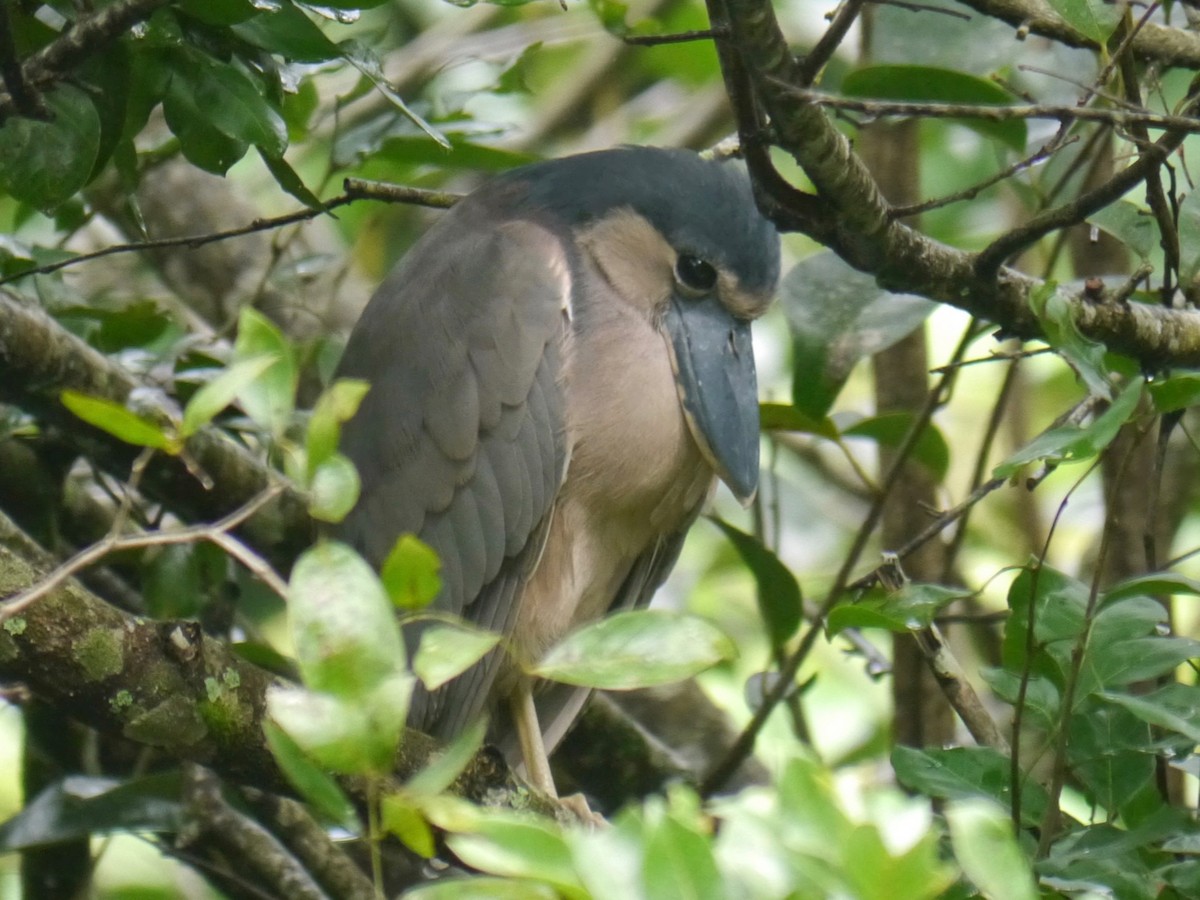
xmin=336 ymin=146 xmax=780 ymax=795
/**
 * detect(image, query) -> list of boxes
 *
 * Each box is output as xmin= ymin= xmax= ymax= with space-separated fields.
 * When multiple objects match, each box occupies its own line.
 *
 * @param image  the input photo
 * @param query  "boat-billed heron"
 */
xmin=335 ymin=146 xmax=779 ymax=794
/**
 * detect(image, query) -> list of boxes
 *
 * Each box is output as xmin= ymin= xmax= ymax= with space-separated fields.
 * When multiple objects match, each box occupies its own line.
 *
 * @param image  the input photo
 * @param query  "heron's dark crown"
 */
xmin=495 ymin=146 xmax=781 ymax=293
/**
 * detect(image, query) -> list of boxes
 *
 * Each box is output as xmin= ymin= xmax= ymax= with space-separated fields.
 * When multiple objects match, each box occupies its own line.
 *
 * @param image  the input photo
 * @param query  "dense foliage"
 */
xmin=2 ymin=0 xmax=1200 ymax=897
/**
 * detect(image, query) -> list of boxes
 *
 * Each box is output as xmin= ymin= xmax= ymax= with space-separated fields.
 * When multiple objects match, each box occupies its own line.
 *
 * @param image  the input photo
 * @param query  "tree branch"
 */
xmin=953 ymin=0 xmax=1200 ymax=67
xmin=0 ymin=0 xmax=173 ymax=121
xmin=0 ymin=289 xmax=313 ymax=570
xmin=0 ymin=507 xmax=564 ymax=819
xmin=711 ymin=0 xmax=1200 ymax=369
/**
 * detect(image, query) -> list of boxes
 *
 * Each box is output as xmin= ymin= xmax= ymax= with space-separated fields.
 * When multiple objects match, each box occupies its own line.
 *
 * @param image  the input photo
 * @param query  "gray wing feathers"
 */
xmin=336 ymin=210 xmax=570 ymax=738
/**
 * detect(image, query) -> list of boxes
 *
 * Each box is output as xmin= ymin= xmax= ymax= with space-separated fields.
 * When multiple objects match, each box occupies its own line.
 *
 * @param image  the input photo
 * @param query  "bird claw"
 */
xmin=559 ymin=792 xmax=608 ymax=829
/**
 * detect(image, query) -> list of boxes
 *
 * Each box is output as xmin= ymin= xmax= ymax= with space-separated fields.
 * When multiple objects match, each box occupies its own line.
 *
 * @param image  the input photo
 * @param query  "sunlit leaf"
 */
xmin=267 ymin=673 xmax=411 ymax=774
xmin=233 ymin=307 xmax=298 ymax=437
xmin=306 ymin=378 xmax=371 ymax=476
xmin=412 ymin=624 xmax=500 ymax=692
xmin=307 ymin=453 xmax=361 ymax=523
xmin=288 ymin=541 xmax=405 ymax=695
xmin=381 ymin=534 xmax=443 ymax=610
xmin=406 ymin=716 xmax=488 ymax=798
xmin=339 ymin=40 xmax=449 ymax=148
xmin=532 ymin=610 xmax=736 ymax=690
xmin=263 ymin=721 xmax=359 ymax=827
xmin=180 ymin=355 xmax=278 ymax=437
xmin=60 ymin=390 xmax=178 ymax=453
xmin=445 ymin=814 xmax=585 ymax=896
xmin=381 ymin=794 xmax=437 ymax=858
xmin=946 ymin=799 xmax=1037 ymax=900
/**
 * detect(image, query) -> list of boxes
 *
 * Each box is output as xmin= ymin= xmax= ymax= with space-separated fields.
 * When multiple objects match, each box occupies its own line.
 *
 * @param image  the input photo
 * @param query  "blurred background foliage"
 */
xmin=1 ymin=0 xmax=1200 ymax=897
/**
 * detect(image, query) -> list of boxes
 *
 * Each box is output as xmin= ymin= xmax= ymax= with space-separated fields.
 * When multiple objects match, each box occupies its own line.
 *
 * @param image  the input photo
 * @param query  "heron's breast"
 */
xmin=503 ymin=304 xmax=713 ymax=671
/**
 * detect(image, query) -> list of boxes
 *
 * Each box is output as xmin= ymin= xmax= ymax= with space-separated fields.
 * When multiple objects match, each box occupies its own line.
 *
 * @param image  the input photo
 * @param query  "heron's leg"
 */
xmin=510 ymin=680 xmax=557 ymax=798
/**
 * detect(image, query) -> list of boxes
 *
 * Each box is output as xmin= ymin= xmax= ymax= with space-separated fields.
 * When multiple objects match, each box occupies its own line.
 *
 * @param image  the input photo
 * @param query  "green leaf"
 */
xmin=405 ymin=716 xmax=488 ymax=798
xmin=642 ymin=801 xmax=722 ymax=900
xmin=1088 ymin=201 xmax=1160 ymax=261
xmin=260 ymin=150 xmax=323 ymax=209
xmin=232 ymin=3 xmax=343 ymax=62
xmin=180 ymin=355 xmax=278 ymax=437
xmin=381 ymin=794 xmax=437 ymax=858
xmin=307 ymin=453 xmax=361 ymax=523
xmin=1067 ymin=700 xmax=1154 ymax=810
xmin=946 ymin=799 xmax=1037 ymax=900
xmin=263 ymin=721 xmax=359 ymax=827
xmin=1028 ymin=282 xmax=1114 ymax=399
xmin=842 ymin=64 xmax=1026 ymax=151
xmin=495 ymin=42 xmax=543 ymax=94
xmin=233 ymin=307 xmax=298 ymax=437
xmin=782 ymin=252 xmax=934 ymax=418
xmin=445 ymin=814 xmax=586 ymax=897
xmin=0 ymin=84 xmax=101 ymax=210
xmin=413 ymin=624 xmax=501 ymax=692
xmin=892 ymin=745 xmax=1048 ymax=826
xmin=0 ymin=774 xmax=181 ymax=850
xmin=267 ymin=675 xmax=411 ymax=775
xmin=532 ymin=610 xmax=736 ymax=690
xmin=288 ymin=541 xmax=405 ymax=696
xmin=828 ymin=583 xmax=964 ymax=635
xmin=179 ymin=0 xmax=260 ymax=24
xmin=381 ymin=534 xmax=443 ymax=610
xmin=1086 ymin=636 xmax=1200 ymax=690
xmin=840 ymin=412 xmax=950 ymax=482
xmin=1001 ymin=562 xmax=1088 ymax=674
xmin=60 ymin=390 xmax=178 ymax=453
xmin=1098 ymin=684 xmax=1200 ymax=744
xmin=339 ymin=40 xmax=449 ymax=148
xmin=993 ymin=377 xmax=1143 ymax=478
xmin=306 ymin=379 xmax=370 ymax=477
xmin=1046 ymin=0 xmax=1122 ymax=43
xmin=163 ymin=60 xmax=250 ymax=174
xmin=1103 ymin=571 xmax=1200 ymax=605
xmin=404 ymin=878 xmax=559 ymax=900
xmin=167 ymin=49 xmax=286 ymax=156
xmin=1180 ymin=189 xmax=1200 ymax=288
xmin=710 ymin=518 xmax=802 ymax=649
xmin=758 ymin=403 xmax=838 ymax=439
xmin=589 ymin=0 xmax=630 ymax=35
xmin=1149 ymin=372 xmax=1200 ymax=413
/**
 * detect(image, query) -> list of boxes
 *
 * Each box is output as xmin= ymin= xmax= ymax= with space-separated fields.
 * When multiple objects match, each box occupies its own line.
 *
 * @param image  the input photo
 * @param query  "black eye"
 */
xmin=675 ymin=254 xmax=717 ymax=294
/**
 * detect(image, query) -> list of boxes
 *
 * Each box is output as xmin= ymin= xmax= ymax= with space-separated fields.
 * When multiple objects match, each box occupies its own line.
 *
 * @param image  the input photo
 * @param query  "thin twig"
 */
xmin=0 ymin=180 xmax=463 ymax=287
xmin=774 ymin=86 xmax=1200 ymax=134
xmin=0 ymin=0 xmax=173 ymax=120
xmin=797 ymin=0 xmax=867 ymax=86
xmin=622 ymin=28 xmax=725 ymax=46
xmin=700 ymin=324 xmax=975 ymax=795
xmin=0 ymin=484 xmax=287 ymax=622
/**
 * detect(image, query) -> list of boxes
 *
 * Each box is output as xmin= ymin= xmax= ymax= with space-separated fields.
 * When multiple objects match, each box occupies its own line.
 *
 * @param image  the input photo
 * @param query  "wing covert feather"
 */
xmin=336 ymin=206 xmax=571 ymax=737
